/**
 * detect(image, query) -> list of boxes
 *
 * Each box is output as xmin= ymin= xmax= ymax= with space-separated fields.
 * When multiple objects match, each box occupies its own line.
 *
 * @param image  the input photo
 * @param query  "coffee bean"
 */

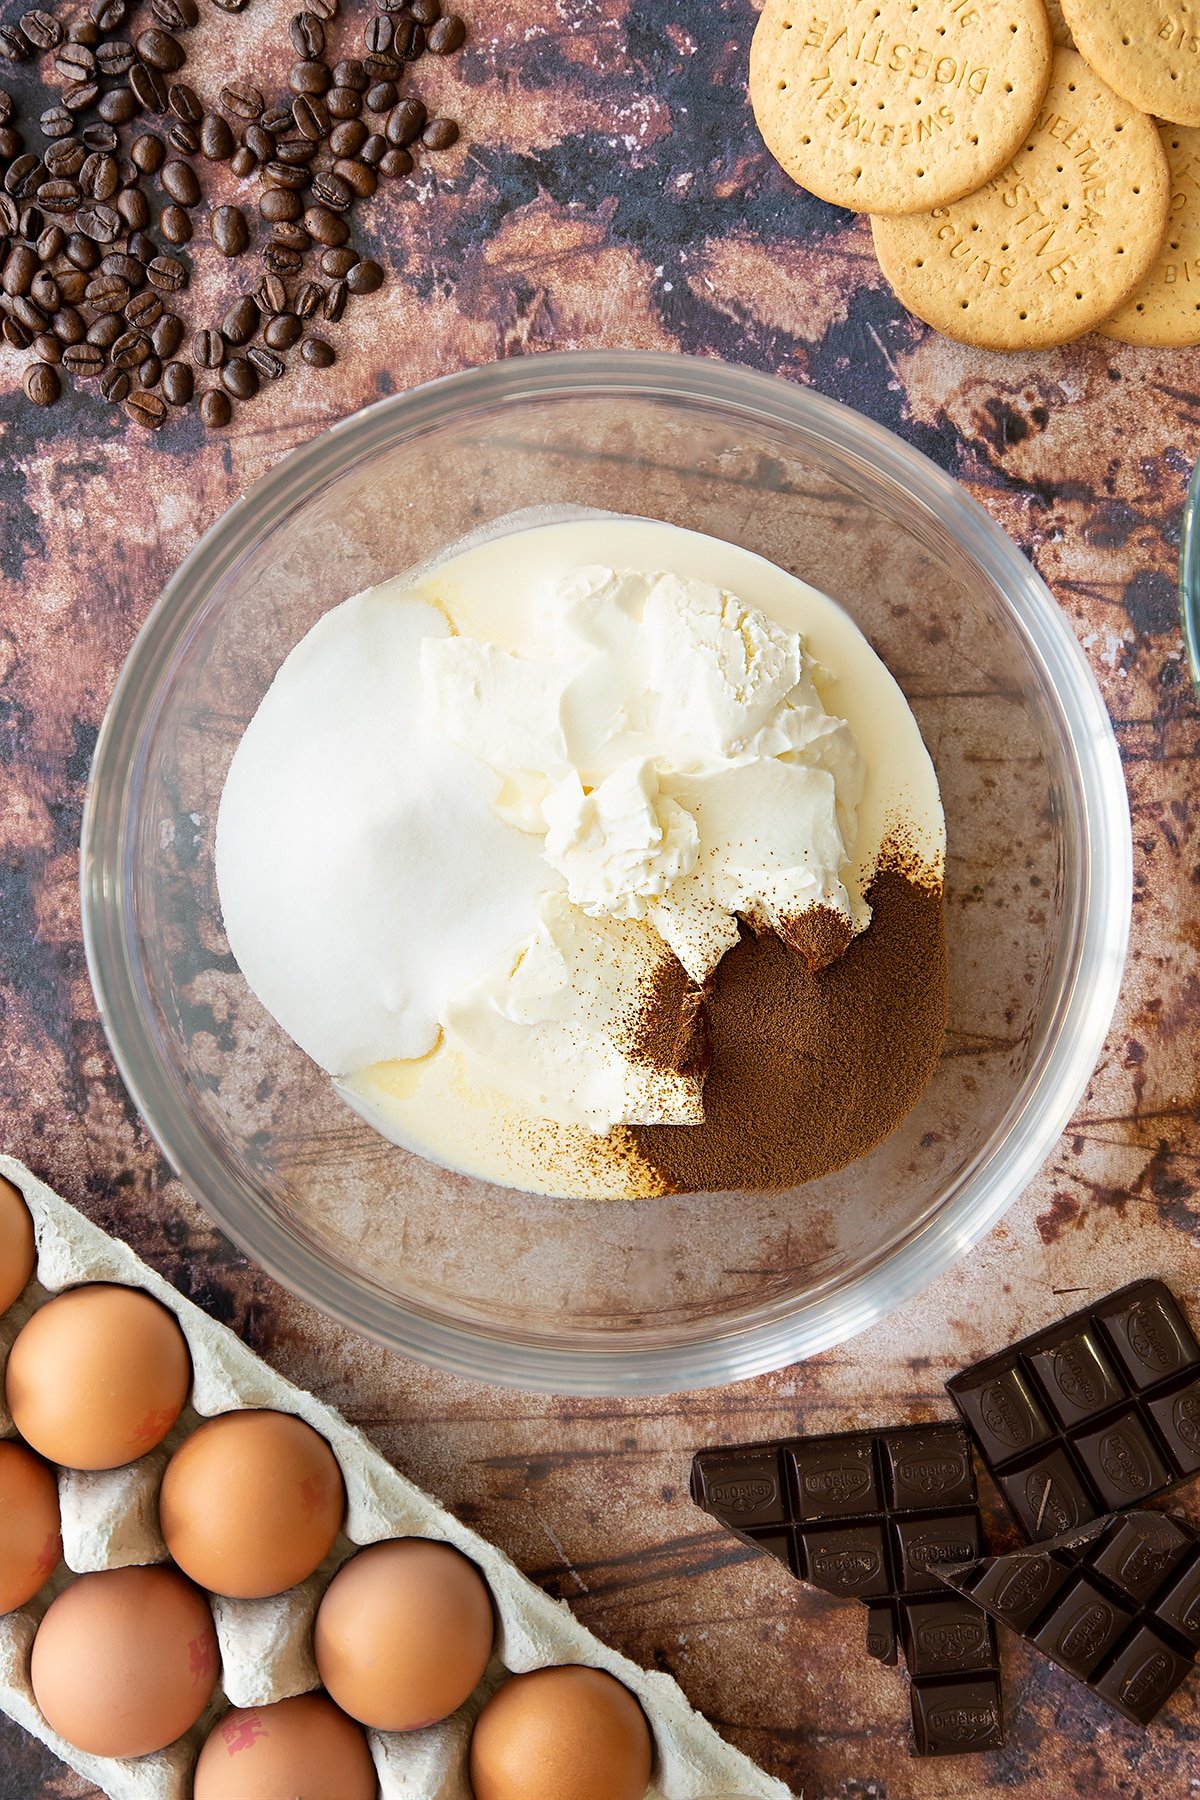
xmin=254 ymin=270 xmax=288 ymax=312
xmin=56 ymin=41 xmax=95 ymax=79
xmin=221 ymin=354 xmax=257 ymax=398
xmin=290 ymin=11 xmax=324 ymax=56
xmin=125 ymin=388 xmax=166 ymax=427
xmin=96 ymin=40 xmax=136 ymax=76
xmin=30 ymin=269 xmax=59 ymax=309
xmin=260 ymin=186 xmax=300 ymax=223
xmin=334 ymin=156 xmax=376 ymax=196
xmin=221 ymin=293 xmax=259 ymax=343
xmin=159 ymin=202 xmax=192 ymax=243
xmin=36 ymin=178 xmax=81 ymax=214
xmin=306 ymin=0 xmax=337 ymax=20
xmin=131 ymin=131 xmax=165 ymax=172
xmin=262 ymin=158 xmax=306 ymax=189
xmin=79 ymin=150 xmax=118 ymax=199
xmin=269 ymin=220 xmax=309 ymax=252
xmin=263 ymin=309 xmax=301 ymax=348
xmin=166 ymin=121 xmax=198 ymax=154
xmin=126 ymin=289 xmax=162 ymax=328
xmin=376 ymin=148 xmax=409 ymax=180
xmin=194 ymin=112 xmax=230 ymax=161
xmin=262 ymin=103 xmax=294 ymax=133
xmin=151 ymin=0 xmax=198 ymax=29
xmin=209 ymin=0 xmax=248 ymax=13
xmin=136 ymin=27 xmax=184 ymax=71
xmin=262 ymin=238 xmax=302 ymax=275
xmin=328 ymin=118 xmax=366 ymax=157
xmin=23 ymin=359 xmax=59 ymax=405
xmin=129 ymin=62 xmax=167 ymax=111
xmin=291 ymin=94 xmax=329 ymax=140
xmin=21 ymin=8 xmax=62 ymax=49
xmin=303 ymin=203 xmax=347 ymax=247
xmin=359 ymin=132 xmax=385 ymax=166
xmin=5 ymin=153 xmax=42 ymax=197
xmin=76 ymin=201 xmax=121 ymax=242
xmin=63 ymin=340 xmax=104 ymax=377
xmin=0 ymin=126 xmax=19 ymax=162
xmin=37 ymin=223 xmax=65 ymax=261
xmin=11 ymin=294 xmax=46 ymax=331
xmin=301 ymin=333 xmax=334 ymax=366
xmin=322 ymin=276 xmax=346 ymax=320
xmin=326 ymin=85 xmax=361 ymax=119
xmin=16 ymin=202 xmax=43 ymax=237
xmin=100 ymin=251 xmax=144 ymax=286
xmin=199 ymin=386 xmax=231 ymax=425
xmin=332 ymin=56 xmax=366 ymax=89
xmin=319 ymin=246 xmax=356 ymax=278
xmin=0 ymin=26 xmax=32 ymax=62
xmin=160 ymin=158 xmax=199 ymax=205
xmin=274 ymin=135 xmax=317 ymax=166
xmin=99 ymin=364 xmax=130 ymax=401
xmin=410 ymin=0 xmax=441 ymax=23
xmin=111 ymin=326 xmax=150 ymax=367
xmin=385 ymin=99 xmax=425 ymax=147
xmin=221 ymin=81 xmax=262 ymax=120
xmin=98 ymin=87 xmax=138 ymax=125
xmin=210 ymin=203 xmax=248 ymax=257
xmin=347 ymin=257 xmax=383 ymax=295
xmin=292 ymin=278 xmax=323 ymax=316
xmin=423 ymin=117 xmax=459 ymax=150
xmin=138 ymin=352 xmax=161 ymax=386
xmin=56 ymin=269 xmax=88 ymax=304
xmin=91 ymin=0 xmax=128 ymax=28
xmin=146 ymin=253 xmax=186 ymax=290
xmin=65 ymin=231 xmax=99 ymax=269
xmin=229 ymin=145 xmax=256 ymax=178
xmin=45 ymin=138 xmax=86 ymax=178
xmin=402 ymin=20 xmax=426 ymax=59
xmin=116 ymin=186 xmax=149 ymax=229
xmin=85 ymin=271 xmax=129 ymax=311
xmin=0 ymin=88 xmax=12 ymax=126
xmin=168 ymin=81 xmax=202 ymax=124
xmin=192 ymin=325 xmax=224 ymax=366
xmin=33 ymin=331 xmax=61 ymax=363
xmin=67 ymin=15 xmax=100 ymax=43
xmin=40 ymin=105 xmax=74 ymax=138
xmin=153 ymin=357 xmax=189 ymax=404
xmin=365 ymin=80 xmax=397 ymax=113
xmin=65 ymin=80 xmax=101 ymax=112
xmin=364 ymin=51 xmax=402 ymax=81
xmin=247 ymin=344 xmax=283 ymax=379
xmin=151 ymin=310 xmax=182 ymax=355
xmin=0 ymin=190 xmax=18 ymax=230
xmin=289 ymin=59 xmax=330 ymax=96
xmin=364 ymin=15 xmax=392 ymax=54
xmin=86 ymin=310 xmax=122 ymax=347
xmin=1 ymin=317 xmax=31 ymax=347
xmin=311 ymin=169 xmax=353 ymax=210
xmin=427 ymin=13 xmax=465 ymax=53
xmin=240 ymin=123 xmax=272 ymax=163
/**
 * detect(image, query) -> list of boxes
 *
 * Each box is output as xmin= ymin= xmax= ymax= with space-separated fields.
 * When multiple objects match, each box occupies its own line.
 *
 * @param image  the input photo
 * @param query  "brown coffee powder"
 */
xmin=631 ymin=869 xmax=947 ymax=1193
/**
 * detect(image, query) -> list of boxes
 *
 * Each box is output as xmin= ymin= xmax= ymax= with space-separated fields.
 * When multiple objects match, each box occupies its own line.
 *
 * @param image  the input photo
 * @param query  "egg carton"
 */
xmin=0 ymin=1156 xmax=792 ymax=1800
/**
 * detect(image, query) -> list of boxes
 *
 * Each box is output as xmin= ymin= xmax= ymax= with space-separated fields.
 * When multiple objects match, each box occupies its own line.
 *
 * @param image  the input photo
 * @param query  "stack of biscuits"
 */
xmin=750 ymin=0 xmax=1200 ymax=350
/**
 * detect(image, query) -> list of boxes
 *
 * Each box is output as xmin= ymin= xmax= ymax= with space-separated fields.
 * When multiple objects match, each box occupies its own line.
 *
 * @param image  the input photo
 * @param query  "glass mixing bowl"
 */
xmin=81 ymin=352 xmax=1131 ymax=1395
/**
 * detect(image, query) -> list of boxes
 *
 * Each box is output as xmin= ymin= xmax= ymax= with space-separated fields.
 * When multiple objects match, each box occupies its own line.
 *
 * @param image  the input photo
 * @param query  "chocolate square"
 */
xmin=1087 ymin=1513 xmax=1192 ymax=1604
xmin=800 ymin=1523 xmax=891 ymax=1599
xmin=1097 ymin=1287 xmax=1200 ymax=1389
xmin=747 ymin=1529 xmax=796 ymax=1574
xmin=1156 ymin=1552 xmax=1200 ymax=1648
xmin=1147 ymin=1378 xmax=1200 ymax=1476
xmin=1029 ymin=1576 xmax=1133 ymax=1678
xmin=880 ymin=1426 xmax=976 ymax=1511
xmin=866 ymin=1601 xmax=898 ymax=1665
xmin=951 ymin=1364 xmax=1052 ymax=1467
xmin=1074 ymin=1416 xmax=1170 ymax=1510
xmin=909 ymin=1675 xmax=1004 ymax=1755
xmin=892 ymin=1513 xmax=984 ymax=1594
xmin=998 ymin=1447 xmax=1097 ymax=1540
xmin=965 ymin=1550 xmax=1071 ymax=1633
xmin=901 ymin=1596 xmax=997 ymax=1679
xmin=786 ymin=1435 xmax=878 ymax=1521
xmin=1090 ymin=1624 xmax=1194 ymax=1725
xmin=1028 ymin=1326 xmax=1125 ymax=1428
xmin=691 ymin=1448 xmax=786 ymax=1528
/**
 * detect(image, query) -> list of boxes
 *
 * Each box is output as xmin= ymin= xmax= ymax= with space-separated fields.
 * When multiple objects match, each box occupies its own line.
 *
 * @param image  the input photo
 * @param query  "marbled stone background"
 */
xmin=2 ymin=1 xmax=1199 ymax=1794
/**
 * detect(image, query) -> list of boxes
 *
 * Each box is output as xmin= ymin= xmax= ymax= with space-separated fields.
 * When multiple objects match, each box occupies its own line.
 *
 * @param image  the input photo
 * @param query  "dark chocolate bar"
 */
xmin=947 ymin=1280 xmax=1200 ymax=1541
xmin=692 ymin=1424 xmax=1003 ymax=1756
xmin=939 ymin=1510 xmax=1200 ymax=1726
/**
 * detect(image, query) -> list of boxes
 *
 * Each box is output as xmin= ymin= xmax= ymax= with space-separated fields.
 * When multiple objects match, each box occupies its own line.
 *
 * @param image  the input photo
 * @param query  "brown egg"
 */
xmin=159 ymin=1409 xmax=346 ymax=1599
xmin=5 ymin=1283 xmax=191 ymax=1470
xmin=31 ymin=1564 xmax=219 ymax=1757
xmin=314 ymin=1538 xmax=494 ymax=1730
xmin=192 ymin=1694 xmax=377 ymax=1800
xmin=0 ymin=1174 xmax=36 ymax=1313
xmin=0 ymin=1441 xmax=62 ymax=1613
xmin=469 ymin=1665 xmax=654 ymax=1800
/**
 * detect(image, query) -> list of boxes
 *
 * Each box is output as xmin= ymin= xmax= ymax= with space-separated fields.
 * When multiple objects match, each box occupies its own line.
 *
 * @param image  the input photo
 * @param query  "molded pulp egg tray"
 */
xmin=0 ymin=1156 xmax=789 ymax=1800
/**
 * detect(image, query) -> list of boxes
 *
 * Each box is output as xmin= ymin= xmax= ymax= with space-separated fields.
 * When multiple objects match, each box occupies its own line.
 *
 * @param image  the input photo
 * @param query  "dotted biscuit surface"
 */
xmin=1101 ymin=123 xmax=1200 ymax=344
xmin=749 ymin=0 xmax=1054 ymax=216
xmin=1059 ymin=0 xmax=1200 ymax=127
xmin=872 ymin=48 xmax=1171 ymax=349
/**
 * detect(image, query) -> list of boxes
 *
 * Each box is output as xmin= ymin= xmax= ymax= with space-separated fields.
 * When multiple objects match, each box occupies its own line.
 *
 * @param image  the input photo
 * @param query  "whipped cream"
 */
xmin=422 ymin=567 xmax=865 ymax=983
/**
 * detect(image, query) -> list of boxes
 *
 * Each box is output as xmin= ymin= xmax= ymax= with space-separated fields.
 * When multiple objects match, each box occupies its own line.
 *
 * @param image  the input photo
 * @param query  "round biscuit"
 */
xmin=871 ymin=48 xmax=1170 ymax=349
xmin=1059 ymin=0 xmax=1200 ymax=127
xmin=1101 ymin=123 xmax=1200 ymax=344
xmin=749 ymin=0 xmax=1054 ymax=216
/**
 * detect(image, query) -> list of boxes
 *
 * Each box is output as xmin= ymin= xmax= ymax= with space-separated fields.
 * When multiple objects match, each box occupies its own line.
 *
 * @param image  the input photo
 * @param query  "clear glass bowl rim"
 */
xmin=80 ymin=351 xmax=1133 ymax=1395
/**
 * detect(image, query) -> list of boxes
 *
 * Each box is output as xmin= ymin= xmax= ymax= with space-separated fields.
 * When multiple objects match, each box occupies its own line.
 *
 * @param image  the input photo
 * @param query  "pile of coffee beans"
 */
xmin=0 ymin=0 xmax=466 ymax=427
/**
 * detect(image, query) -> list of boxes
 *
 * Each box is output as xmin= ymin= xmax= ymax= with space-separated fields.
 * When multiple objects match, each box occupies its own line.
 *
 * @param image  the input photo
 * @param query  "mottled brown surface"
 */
xmin=2 ymin=0 xmax=1200 ymax=1795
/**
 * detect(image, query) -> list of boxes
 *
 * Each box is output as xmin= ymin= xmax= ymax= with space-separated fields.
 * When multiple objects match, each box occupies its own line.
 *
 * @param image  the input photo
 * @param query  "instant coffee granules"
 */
xmin=632 ymin=865 xmax=949 ymax=1194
